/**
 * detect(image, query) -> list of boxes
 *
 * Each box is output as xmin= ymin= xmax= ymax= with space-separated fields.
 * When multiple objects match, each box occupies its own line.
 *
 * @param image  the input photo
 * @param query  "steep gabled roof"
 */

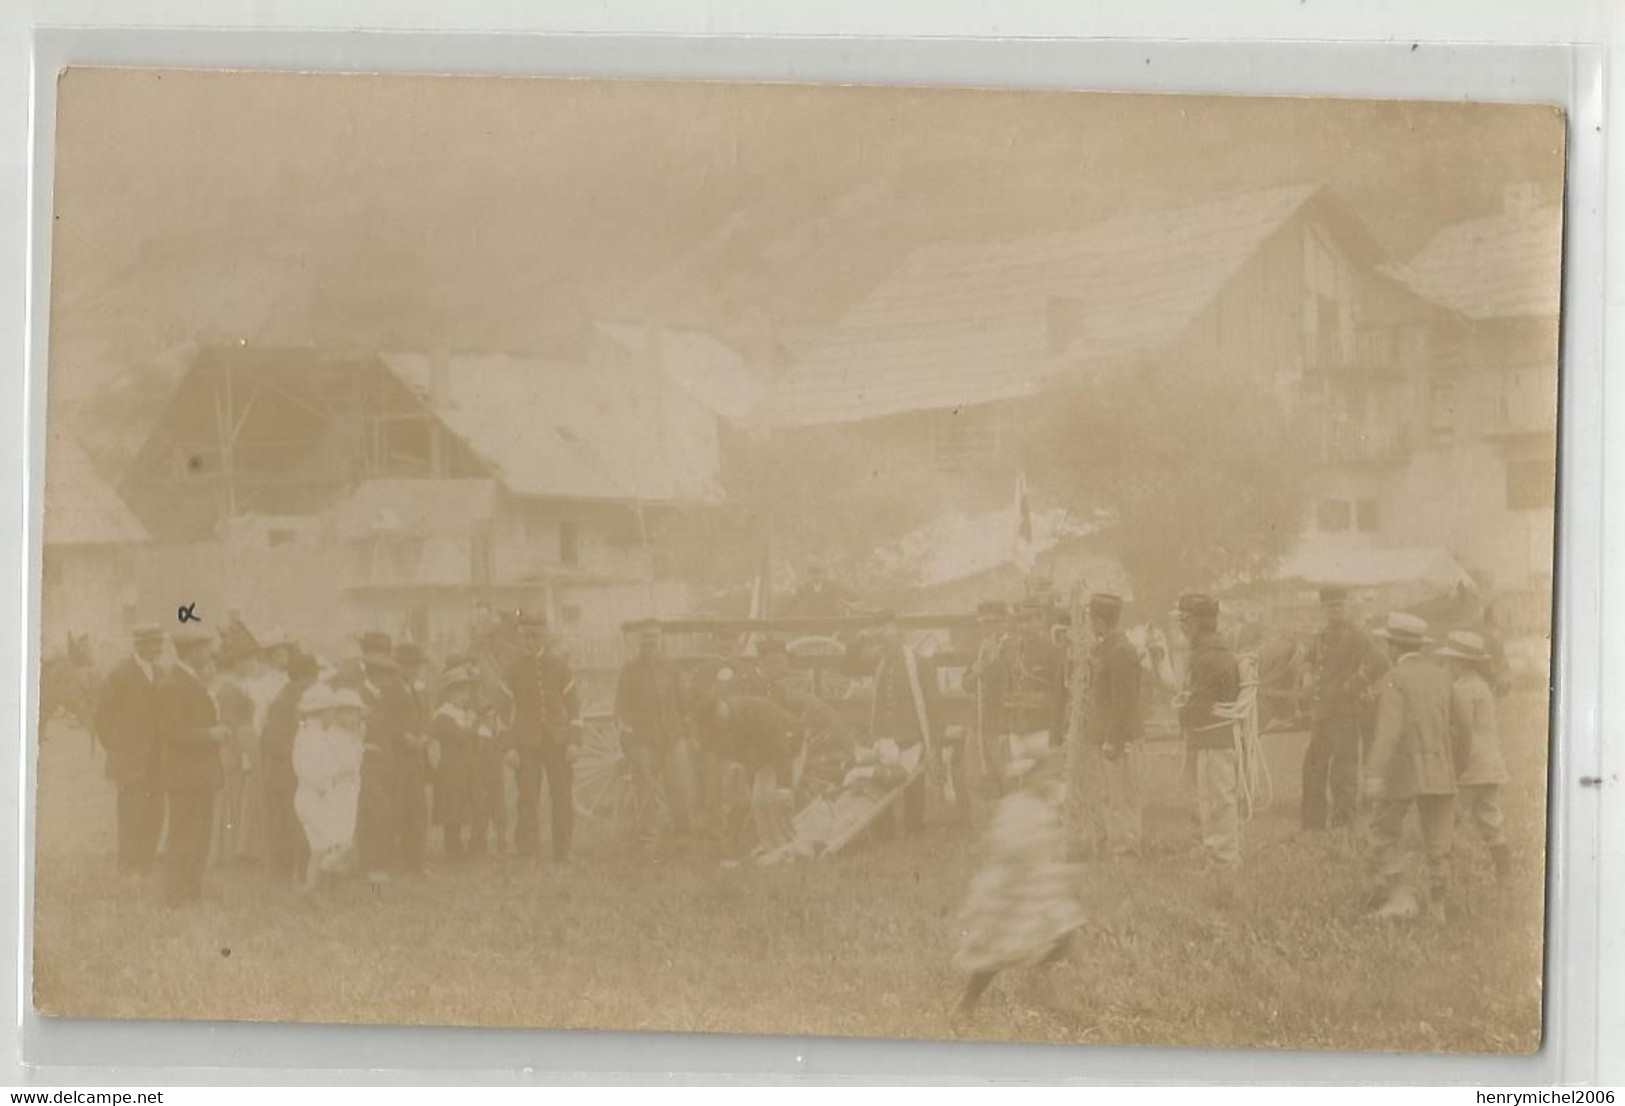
xmin=381 ymin=353 xmax=723 ymax=504
xmin=42 ymin=438 xmax=149 ymax=546
xmin=593 ymin=323 xmax=766 ymax=423
xmin=1380 ymin=203 xmax=1563 ymax=320
xmin=760 ymin=184 xmax=1326 ymax=428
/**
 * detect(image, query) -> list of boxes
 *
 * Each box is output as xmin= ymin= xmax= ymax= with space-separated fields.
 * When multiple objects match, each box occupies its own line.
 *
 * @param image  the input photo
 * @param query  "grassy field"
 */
xmin=31 ymin=694 xmax=1549 ymax=1053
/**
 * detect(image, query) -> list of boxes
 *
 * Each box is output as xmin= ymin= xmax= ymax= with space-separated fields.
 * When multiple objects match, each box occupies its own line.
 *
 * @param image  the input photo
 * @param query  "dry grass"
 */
xmin=31 ymin=694 xmax=1549 ymax=1052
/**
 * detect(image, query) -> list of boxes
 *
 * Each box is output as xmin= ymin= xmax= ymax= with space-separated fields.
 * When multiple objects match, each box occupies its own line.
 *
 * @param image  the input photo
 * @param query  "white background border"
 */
xmin=1 ymin=1 xmax=1618 ymax=1087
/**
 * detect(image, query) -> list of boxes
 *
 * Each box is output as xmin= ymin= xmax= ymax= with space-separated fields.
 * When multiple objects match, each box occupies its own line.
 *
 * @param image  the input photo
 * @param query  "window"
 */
xmin=1316 ymin=499 xmax=1352 ymax=533
xmin=1356 ymin=498 xmax=1380 ymax=533
xmin=559 ymin=521 xmax=580 ymax=567
xmin=930 ymin=405 xmax=1000 ymax=473
xmin=267 ymin=527 xmax=297 ymax=548
xmin=561 ymin=604 xmax=583 ymax=627
xmin=1506 ymin=457 xmax=1556 ymax=511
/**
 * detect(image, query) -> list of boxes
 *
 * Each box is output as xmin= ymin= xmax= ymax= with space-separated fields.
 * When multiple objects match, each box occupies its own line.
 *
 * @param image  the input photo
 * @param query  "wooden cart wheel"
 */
xmin=571 ymin=718 xmax=674 ymax=842
xmin=572 ymin=717 xmax=634 ymax=826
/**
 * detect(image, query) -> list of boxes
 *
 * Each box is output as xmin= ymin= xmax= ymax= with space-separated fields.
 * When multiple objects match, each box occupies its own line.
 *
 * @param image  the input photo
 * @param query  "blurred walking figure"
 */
xmin=615 ymin=623 xmax=695 ymax=845
xmin=1079 ymin=593 xmax=1143 ymax=858
xmin=1175 ymin=594 xmax=1243 ymax=872
xmin=1436 ymin=630 xmax=1511 ymax=882
xmin=951 ymin=742 xmax=1085 ymax=1024
xmin=431 ymin=663 xmax=482 ymax=859
xmin=503 ymin=613 xmax=582 ymax=864
xmin=211 ymin=622 xmax=264 ymax=867
xmin=1301 ymin=587 xmax=1389 ymax=833
xmin=157 ymin=627 xmax=229 ymax=906
xmin=293 ymin=685 xmax=366 ymax=890
xmin=260 ymin=649 xmax=319 ymax=885
xmin=1362 ymin=612 xmax=1457 ymax=920
xmin=92 ymin=623 xmax=166 ymax=878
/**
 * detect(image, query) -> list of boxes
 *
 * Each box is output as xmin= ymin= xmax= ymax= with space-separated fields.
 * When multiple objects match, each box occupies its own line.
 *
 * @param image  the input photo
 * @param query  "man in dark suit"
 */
xmin=93 ymin=624 xmax=167 ymax=877
xmin=1303 ymin=586 xmax=1390 ymax=833
xmin=156 ymin=627 xmax=227 ymax=905
xmin=503 ymin=612 xmax=582 ymax=864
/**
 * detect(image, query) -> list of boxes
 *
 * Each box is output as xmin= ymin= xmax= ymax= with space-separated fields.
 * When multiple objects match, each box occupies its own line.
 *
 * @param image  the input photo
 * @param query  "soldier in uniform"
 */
xmin=1301 ymin=586 xmax=1390 ymax=833
xmin=1081 ymin=593 xmax=1144 ymax=858
xmin=503 ymin=612 xmax=582 ymax=864
xmin=1010 ymin=600 xmax=1068 ymax=750
xmin=1176 ymin=593 xmax=1243 ymax=871
xmin=393 ymin=642 xmax=433 ymax=875
xmin=865 ymin=611 xmax=938 ymax=838
xmin=615 ymin=623 xmax=693 ymax=844
xmin=156 ymin=627 xmax=228 ymax=906
xmin=1362 ymin=612 xmax=1457 ymax=919
xmin=960 ymin=601 xmax=1014 ymax=799
xmin=92 ymin=623 xmax=166 ymax=878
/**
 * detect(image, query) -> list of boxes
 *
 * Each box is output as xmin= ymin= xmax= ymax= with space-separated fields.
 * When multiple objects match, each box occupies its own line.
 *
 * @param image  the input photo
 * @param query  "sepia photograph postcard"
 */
xmin=32 ymin=67 xmax=1563 ymax=1051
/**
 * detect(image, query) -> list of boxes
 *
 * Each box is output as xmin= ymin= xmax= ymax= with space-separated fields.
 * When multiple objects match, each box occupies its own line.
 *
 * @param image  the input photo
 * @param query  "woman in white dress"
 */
xmin=293 ymin=685 xmax=367 ymax=890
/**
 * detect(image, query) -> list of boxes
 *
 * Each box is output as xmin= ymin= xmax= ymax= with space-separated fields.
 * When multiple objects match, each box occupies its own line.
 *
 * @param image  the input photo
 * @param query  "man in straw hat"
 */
xmin=1175 ymin=593 xmax=1243 ymax=872
xmin=1302 ymin=586 xmax=1390 ymax=835
xmin=503 ymin=612 xmax=582 ymax=865
xmin=1081 ymin=593 xmax=1144 ymax=859
xmin=92 ymin=623 xmax=167 ymax=878
xmin=155 ymin=625 xmax=230 ymax=906
xmin=1436 ymin=629 xmax=1512 ymax=882
xmin=1362 ymin=612 xmax=1457 ymax=920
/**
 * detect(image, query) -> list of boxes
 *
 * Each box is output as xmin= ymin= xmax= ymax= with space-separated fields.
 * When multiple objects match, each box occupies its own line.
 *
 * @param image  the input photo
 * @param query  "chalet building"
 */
xmin=758 ymin=183 xmax=1560 ymax=617
xmin=1376 ymin=185 xmax=1561 ymax=605
xmin=116 ymin=339 xmax=738 ymax=665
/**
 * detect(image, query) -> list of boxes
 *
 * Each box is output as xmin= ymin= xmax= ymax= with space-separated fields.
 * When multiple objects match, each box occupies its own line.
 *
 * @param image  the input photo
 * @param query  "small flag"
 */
xmin=1014 ymin=471 xmax=1036 ymax=574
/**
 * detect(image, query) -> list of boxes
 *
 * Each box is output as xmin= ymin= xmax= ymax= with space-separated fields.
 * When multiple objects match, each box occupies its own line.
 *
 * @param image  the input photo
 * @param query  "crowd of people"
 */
xmin=83 ymin=580 xmax=1518 ymax=1022
xmin=948 ymin=584 xmax=1517 ymax=1019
